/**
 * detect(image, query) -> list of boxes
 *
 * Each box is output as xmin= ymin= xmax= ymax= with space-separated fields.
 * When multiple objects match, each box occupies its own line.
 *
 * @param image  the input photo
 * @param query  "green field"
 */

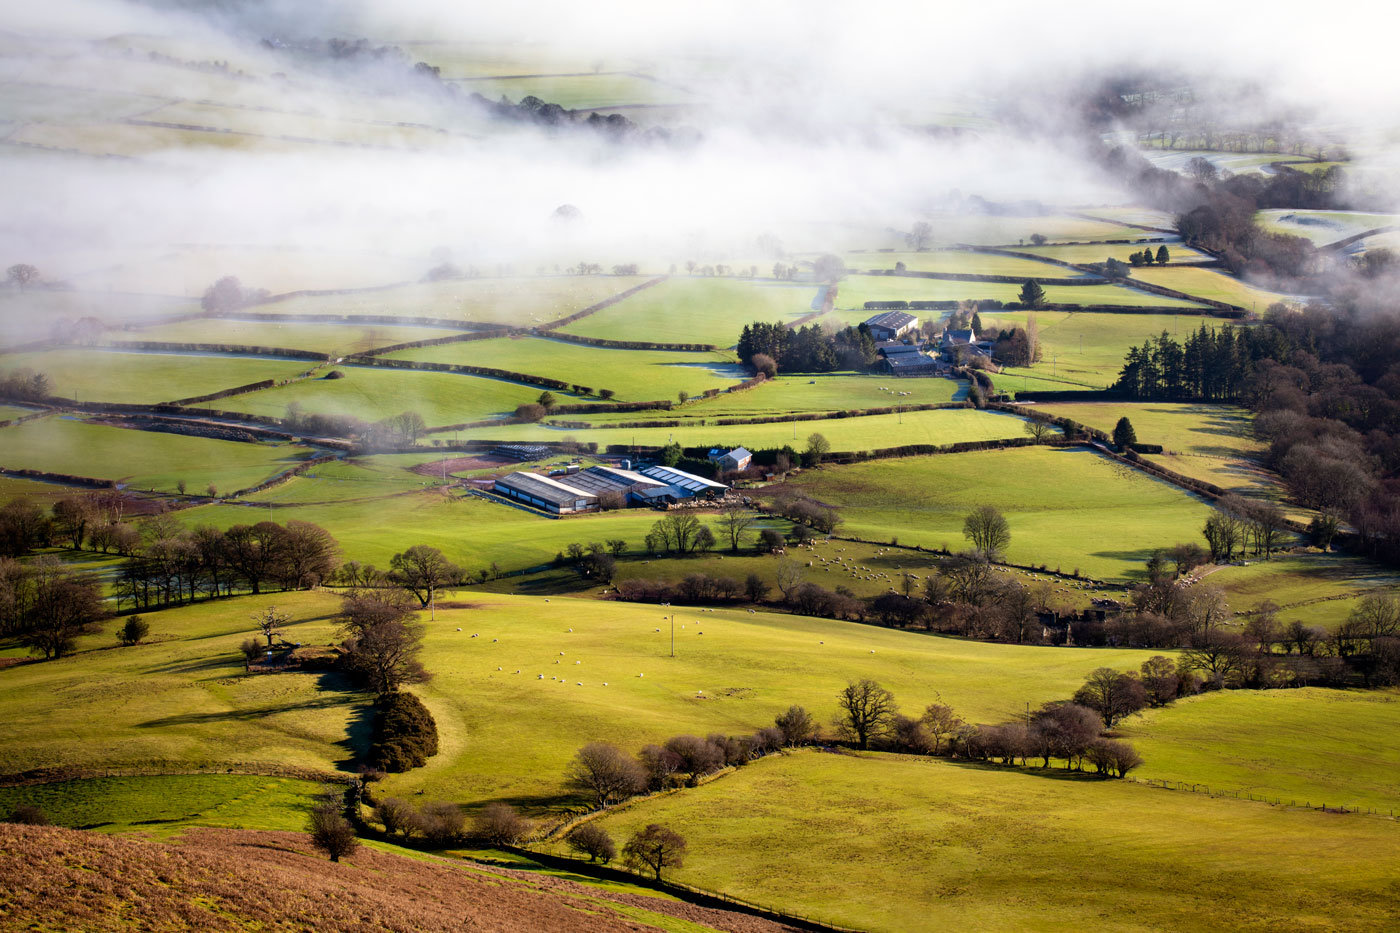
xmin=1123 ymin=688 xmax=1400 ymax=813
xmin=1128 ymin=266 xmax=1304 ymax=310
xmin=981 ymin=311 xmax=1223 ymax=390
xmin=122 ymin=318 xmax=456 ymax=356
xmin=452 ymin=408 xmax=1034 ymax=452
xmin=1206 ymin=554 xmax=1400 ymax=629
xmin=834 ymin=274 xmax=1209 ymax=311
xmin=845 ymin=250 xmax=1084 ymax=278
xmin=681 ymin=372 xmax=962 ymax=414
xmin=259 ymin=276 xmax=652 ymax=328
xmin=0 ymin=775 xmax=319 ymax=835
xmin=875 ymin=213 xmax=1141 ymax=247
xmin=0 ymin=348 xmax=308 ymax=405
xmin=0 ymin=417 xmax=316 ymax=493
xmin=559 ymin=278 xmax=820 ymax=347
xmin=446 ymin=73 xmax=690 ymax=110
xmin=218 ymin=364 xmax=563 ymax=427
xmin=384 ymin=337 xmax=743 ymax=401
xmin=0 ymin=291 xmax=198 ymax=347
xmin=582 ymin=750 xmax=1400 ymax=933
xmin=780 ymin=447 xmax=1219 ymax=580
xmin=247 ymin=455 xmax=441 ymax=505
xmin=0 ymin=590 xmax=1163 ymax=806
xmin=1019 ymin=241 xmax=1212 ymax=265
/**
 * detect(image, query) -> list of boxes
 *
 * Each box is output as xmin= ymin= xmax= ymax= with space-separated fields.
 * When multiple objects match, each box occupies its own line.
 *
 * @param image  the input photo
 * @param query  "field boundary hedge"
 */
xmin=340 ymin=357 xmax=573 ymax=392
xmin=228 ymin=453 xmax=340 ymax=498
xmin=866 ymin=269 xmax=1103 ymax=286
xmin=0 ymin=467 xmax=115 ymax=488
xmin=164 ymin=379 xmax=280 ymax=407
xmin=212 ymin=311 xmax=502 ymax=330
xmin=355 ymin=328 xmax=516 ymax=358
xmin=536 ymin=331 xmax=718 ymax=352
xmin=106 ymin=341 xmax=330 ymax=361
xmin=535 ymin=275 xmax=669 ymax=331
xmin=0 ymin=763 xmax=345 ymax=789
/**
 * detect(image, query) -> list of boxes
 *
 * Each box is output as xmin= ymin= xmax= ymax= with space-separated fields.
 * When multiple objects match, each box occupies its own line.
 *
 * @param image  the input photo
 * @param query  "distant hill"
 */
xmin=0 ymin=824 xmax=794 ymax=933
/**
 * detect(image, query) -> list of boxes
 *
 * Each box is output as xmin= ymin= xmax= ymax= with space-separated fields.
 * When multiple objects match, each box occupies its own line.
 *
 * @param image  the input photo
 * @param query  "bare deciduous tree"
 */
xmin=623 ymin=824 xmax=687 ymax=880
xmin=566 ymin=742 xmax=647 ymax=807
xmin=835 ymin=679 xmax=897 ymax=750
xmin=962 ymin=506 xmax=1010 ymax=559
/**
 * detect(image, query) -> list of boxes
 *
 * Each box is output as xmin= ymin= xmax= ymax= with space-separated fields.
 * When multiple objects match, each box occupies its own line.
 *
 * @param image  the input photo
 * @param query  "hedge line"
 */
xmin=535 ymin=275 xmax=668 ymax=331
xmin=214 ymin=311 xmax=502 ymax=331
xmin=869 ymin=269 xmax=1103 ymax=286
xmin=230 ymin=453 xmax=340 ymax=498
xmin=0 ymin=467 xmax=114 ymax=488
xmin=535 ymin=331 xmax=717 ymax=352
xmin=107 ymin=340 xmax=329 ymax=361
xmin=355 ymin=328 xmax=515 ymax=358
xmin=342 ymin=357 xmax=573 ymax=391
xmin=166 ymin=379 xmax=279 ymax=407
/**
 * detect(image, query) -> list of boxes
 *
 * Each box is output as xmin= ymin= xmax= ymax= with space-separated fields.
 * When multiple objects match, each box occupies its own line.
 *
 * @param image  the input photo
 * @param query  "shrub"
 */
xmin=473 ymin=802 xmax=531 ymax=845
xmin=774 ymin=705 xmax=815 ymax=746
xmin=416 ymin=801 xmax=465 ymax=846
xmin=566 ymin=823 xmax=617 ymax=863
xmin=373 ymin=797 xmax=417 ymax=838
xmin=368 ymin=692 xmax=440 ymax=772
xmin=309 ymin=804 xmax=359 ymax=862
xmin=4 ymin=804 xmax=49 ymax=825
xmin=117 ymin=615 xmax=149 ymax=646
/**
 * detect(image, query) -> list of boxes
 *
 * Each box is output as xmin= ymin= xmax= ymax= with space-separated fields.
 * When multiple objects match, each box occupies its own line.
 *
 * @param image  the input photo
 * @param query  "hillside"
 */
xmin=0 ymin=824 xmax=796 ymax=933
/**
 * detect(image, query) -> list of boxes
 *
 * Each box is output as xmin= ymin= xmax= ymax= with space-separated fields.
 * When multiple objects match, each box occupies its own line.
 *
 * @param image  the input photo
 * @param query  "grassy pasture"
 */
xmin=0 ymin=475 xmax=88 ymax=509
xmin=249 ymin=456 xmax=438 ymax=505
xmin=180 ymin=488 xmax=686 ymax=569
xmin=1141 ymin=150 xmax=1313 ymax=174
xmin=1206 ymin=554 xmax=1400 ymax=628
xmin=446 ymin=73 xmax=688 ymax=110
xmin=262 ymin=276 xmax=651 ymax=329
xmin=452 ymin=408 xmax=1034 ymax=452
xmin=885 ymin=213 xmax=1139 ymax=246
xmin=1070 ymin=206 xmax=1178 ymax=227
xmin=218 ymin=364 xmax=560 ymax=427
xmin=780 ymin=447 xmax=1219 ymax=581
xmin=0 ymin=775 xmax=319 ymax=835
xmin=559 ymin=278 xmax=820 ymax=347
xmin=1031 ymin=401 xmax=1282 ymax=501
xmin=583 ymin=750 xmax=1400 ymax=933
xmin=0 ymin=291 xmax=197 ymax=347
xmin=834 ymin=274 xmax=1209 ymax=311
xmin=0 ymin=348 xmax=308 ymax=406
xmin=1123 ymin=687 xmax=1400 ymax=813
xmin=384 ymin=337 xmax=744 ymax=401
xmin=844 ymin=250 xmax=1081 ymax=278
xmin=1018 ymin=241 xmax=1212 ymax=265
xmin=122 ymin=318 xmax=455 ymax=355
xmin=0 ymin=417 xmax=315 ymax=493
xmin=9 ymin=121 xmax=305 ymax=158
xmin=982 ymin=310 xmax=1216 ymax=390
xmin=1256 ymin=209 xmax=1400 ymax=245
xmin=1128 ymin=266 xmax=1304 ymax=309
xmin=680 ymin=373 xmax=963 ymax=414
xmin=0 ymin=81 xmax=162 ymax=124
xmin=144 ymin=100 xmax=452 ymax=148
xmin=0 ymin=591 xmax=1162 ymax=805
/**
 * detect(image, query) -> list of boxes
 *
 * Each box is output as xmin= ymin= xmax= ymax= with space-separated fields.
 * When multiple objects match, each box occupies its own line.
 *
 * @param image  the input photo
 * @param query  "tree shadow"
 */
xmin=137 ymin=693 xmax=353 ymax=728
xmin=939 ymin=757 xmax=1111 ymax=784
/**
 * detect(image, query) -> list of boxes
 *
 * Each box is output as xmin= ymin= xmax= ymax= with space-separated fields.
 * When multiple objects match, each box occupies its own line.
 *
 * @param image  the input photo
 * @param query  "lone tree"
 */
xmin=1018 ymin=280 xmax=1046 ymax=309
xmin=623 ymin=824 xmax=687 ymax=880
xmin=537 ymin=390 xmax=557 ymax=409
xmin=835 ymin=679 xmax=896 ymax=750
xmin=389 ymin=545 xmax=462 ymax=611
xmin=719 ymin=502 xmax=757 ymax=552
xmin=805 ymin=432 xmax=831 ymax=467
xmin=117 ymin=615 xmax=149 ymax=646
xmin=1155 ymin=245 xmax=1170 ymax=264
xmin=962 ymin=505 xmax=1010 ymax=560
xmin=339 ymin=591 xmax=430 ymax=696
xmin=775 ymin=704 xmax=816 ymax=746
xmin=566 ymin=741 xmax=647 ymax=807
xmin=309 ymin=802 xmax=359 ymax=863
xmin=6 ymin=264 xmax=39 ymax=292
xmin=1112 ymin=416 xmax=1138 ymax=450
xmin=1023 ymin=418 xmax=1054 ymax=443
xmin=906 ymin=221 xmax=933 ymax=250
xmin=253 ymin=605 xmax=289 ymax=648
xmin=566 ymin=823 xmax=617 ymax=863
xmin=1073 ymin=667 xmax=1148 ymax=728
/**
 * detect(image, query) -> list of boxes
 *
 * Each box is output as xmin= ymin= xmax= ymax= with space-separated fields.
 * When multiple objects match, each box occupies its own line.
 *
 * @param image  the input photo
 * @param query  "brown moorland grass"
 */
xmin=0 ymin=824 xmax=791 ymax=933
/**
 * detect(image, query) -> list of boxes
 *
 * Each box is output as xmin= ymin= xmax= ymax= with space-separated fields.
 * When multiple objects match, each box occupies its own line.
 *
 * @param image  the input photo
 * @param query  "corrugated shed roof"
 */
xmin=495 ymin=472 xmax=596 ymax=507
xmin=564 ymin=465 xmax=669 ymax=495
xmin=639 ymin=464 xmax=729 ymax=493
xmin=864 ymin=310 xmax=917 ymax=331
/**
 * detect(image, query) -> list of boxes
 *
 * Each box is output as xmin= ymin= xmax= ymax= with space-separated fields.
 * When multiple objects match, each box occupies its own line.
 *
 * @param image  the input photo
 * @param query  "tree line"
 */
xmin=737 ymin=321 xmax=878 ymax=375
xmin=1110 ymin=322 xmax=1291 ymax=400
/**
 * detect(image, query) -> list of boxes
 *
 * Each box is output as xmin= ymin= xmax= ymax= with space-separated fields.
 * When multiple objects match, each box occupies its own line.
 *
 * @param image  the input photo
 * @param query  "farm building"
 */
xmin=493 ymin=472 xmax=598 ymax=514
xmin=639 ymin=464 xmax=730 ymax=500
xmin=863 ymin=310 xmax=920 ymax=341
xmin=493 ymin=443 xmax=553 ymax=462
xmin=709 ymin=447 xmax=753 ymax=471
xmin=879 ymin=344 xmax=940 ymax=376
xmin=559 ymin=465 xmax=671 ymax=500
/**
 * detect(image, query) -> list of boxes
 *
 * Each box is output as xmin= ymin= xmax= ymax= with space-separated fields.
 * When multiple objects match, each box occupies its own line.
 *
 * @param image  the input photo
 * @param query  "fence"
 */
xmin=1126 ymin=776 xmax=1398 ymax=819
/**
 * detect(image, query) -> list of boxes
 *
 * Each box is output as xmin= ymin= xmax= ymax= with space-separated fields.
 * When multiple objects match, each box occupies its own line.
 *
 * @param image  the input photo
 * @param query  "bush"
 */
xmin=4 ymin=804 xmax=49 ymax=825
xmin=368 ymin=692 xmax=440 ymax=772
xmin=566 ymin=823 xmax=617 ymax=863
xmin=373 ymin=797 xmax=417 ymax=838
xmin=117 ymin=615 xmax=149 ymax=646
xmin=416 ymin=801 xmax=465 ymax=846
xmin=309 ymin=804 xmax=359 ymax=862
xmin=473 ymin=802 xmax=532 ymax=845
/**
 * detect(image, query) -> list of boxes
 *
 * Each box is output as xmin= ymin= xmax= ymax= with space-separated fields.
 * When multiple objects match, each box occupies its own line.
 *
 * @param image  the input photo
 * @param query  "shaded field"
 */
xmin=780 ymin=447 xmax=1219 ymax=580
xmin=453 ymin=408 xmax=1035 ymax=452
xmin=446 ymin=72 xmax=690 ymax=109
xmin=1256 ymin=209 xmax=1400 ymax=245
xmin=122 ymin=318 xmax=455 ymax=356
xmin=0 ymin=417 xmax=315 ymax=493
xmin=1019 ymin=241 xmax=1211 ymax=265
xmin=219 ymin=364 xmax=561 ymax=427
xmin=383 ymin=337 xmax=743 ymax=401
xmin=0 ymin=348 xmax=307 ymax=405
xmin=1207 ymin=553 xmax=1400 ymax=629
xmin=559 ymin=278 xmax=820 ymax=347
xmin=872 ymin=213 xmax=1144 ymax=247
xmin=0 ymin=775 xmax=318 ymax=834
xmin=260 ymin=276 xmax=651 ymax=329
xmin=583 ymin=750 xmax=1400 ymax=933
xmin=1122 ymin=687 xmax=1400 ymax=813
xmin=0 ymin=291 xmax=197 ymax=343
xmin=844 ymin=250 xmax=1088 ymax=278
